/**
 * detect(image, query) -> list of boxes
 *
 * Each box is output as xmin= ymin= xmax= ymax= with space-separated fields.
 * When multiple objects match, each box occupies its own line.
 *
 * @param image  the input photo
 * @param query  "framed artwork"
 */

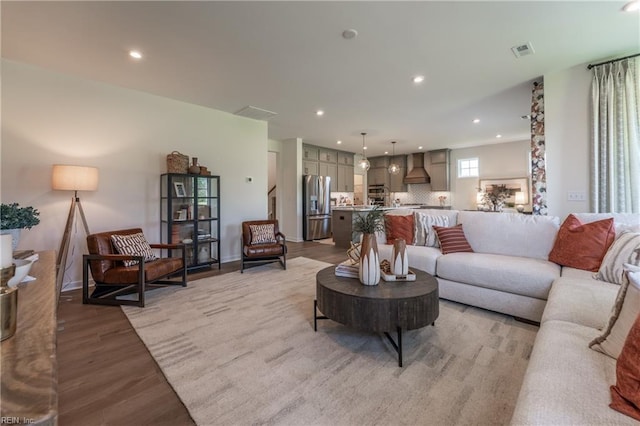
xmin=479 ymin=177 xmax=529 ymax=205
xmin=174 ymin=182 xmax=187 ymax=197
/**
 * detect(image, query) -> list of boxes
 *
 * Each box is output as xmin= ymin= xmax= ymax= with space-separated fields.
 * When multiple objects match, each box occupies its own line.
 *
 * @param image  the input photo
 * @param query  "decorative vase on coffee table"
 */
xmin=391 ymin=239 xmax=409 ymax=276
xmin=359 ymin=233 xmax=380 ymax=286
xmin=0 ymin=229 xmax=20 ymax=251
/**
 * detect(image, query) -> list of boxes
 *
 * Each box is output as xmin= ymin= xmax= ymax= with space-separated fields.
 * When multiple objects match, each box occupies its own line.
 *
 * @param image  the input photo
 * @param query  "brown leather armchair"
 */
xmin=241 ymin=220 xmax=286 ymax=273
xmin=82 ymin=228 xmax=187 ymax=307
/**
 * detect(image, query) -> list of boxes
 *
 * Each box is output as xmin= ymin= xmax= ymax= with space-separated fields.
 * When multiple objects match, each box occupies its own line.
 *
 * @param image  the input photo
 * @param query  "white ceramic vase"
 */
xmin=391 ymin=239 xmax=409 ymax=276
xmin=359 ymin=233 xmax=380 ymax=286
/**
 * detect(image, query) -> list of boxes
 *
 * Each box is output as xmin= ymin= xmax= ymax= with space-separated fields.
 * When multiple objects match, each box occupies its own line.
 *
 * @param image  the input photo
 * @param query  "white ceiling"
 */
xmin=2 ymin=1 xmax=638 ymax=156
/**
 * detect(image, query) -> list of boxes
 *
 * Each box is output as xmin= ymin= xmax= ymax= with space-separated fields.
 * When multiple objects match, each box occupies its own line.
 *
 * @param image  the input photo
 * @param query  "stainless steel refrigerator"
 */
xmin=303 ymin=175 xmax=332 ymax=240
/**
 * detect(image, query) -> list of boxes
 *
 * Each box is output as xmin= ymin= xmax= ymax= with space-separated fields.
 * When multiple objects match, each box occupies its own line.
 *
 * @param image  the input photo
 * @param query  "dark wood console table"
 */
xmin=1 ymin=251 xmax=57 ymax=425
xmin=314 ymin=266 xmax=439 ymax=367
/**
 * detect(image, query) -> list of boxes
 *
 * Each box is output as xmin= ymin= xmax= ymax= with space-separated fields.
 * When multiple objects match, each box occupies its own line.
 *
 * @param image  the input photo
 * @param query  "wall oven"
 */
xmin=367 ymin=184 xmax=387 ymax=206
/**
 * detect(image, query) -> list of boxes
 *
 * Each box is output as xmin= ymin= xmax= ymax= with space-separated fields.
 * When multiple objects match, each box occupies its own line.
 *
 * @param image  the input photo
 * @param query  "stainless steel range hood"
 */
xmin=403 ymin=153 xmax=431 ymax=184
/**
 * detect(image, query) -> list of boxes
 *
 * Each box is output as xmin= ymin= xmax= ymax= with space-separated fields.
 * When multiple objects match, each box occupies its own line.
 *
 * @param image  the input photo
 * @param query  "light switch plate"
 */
xmin=567 ymin=191 xmax=586 ymax=201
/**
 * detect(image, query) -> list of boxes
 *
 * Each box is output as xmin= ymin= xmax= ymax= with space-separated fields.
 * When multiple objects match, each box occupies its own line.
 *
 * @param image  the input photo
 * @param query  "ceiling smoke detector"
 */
xmin=234 ymin=106 xmax=278 ymax=121
xmin=511 ymin=42 xmax=535 ymax=58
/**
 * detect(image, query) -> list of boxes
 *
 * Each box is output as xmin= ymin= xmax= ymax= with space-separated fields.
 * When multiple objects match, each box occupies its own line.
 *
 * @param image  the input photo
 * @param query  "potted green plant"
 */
xmin=352 ymin=207 xmax=385 ymax=285
xmin=1 ymin=203 xmax=41 ymax=250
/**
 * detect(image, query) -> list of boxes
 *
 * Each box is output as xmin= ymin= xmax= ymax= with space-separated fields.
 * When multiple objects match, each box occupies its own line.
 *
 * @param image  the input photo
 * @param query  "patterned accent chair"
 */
xmin=241 ymin=220 xmax=287 ymax=273
xmin=82 ymin=228 xmax=187 ymax=307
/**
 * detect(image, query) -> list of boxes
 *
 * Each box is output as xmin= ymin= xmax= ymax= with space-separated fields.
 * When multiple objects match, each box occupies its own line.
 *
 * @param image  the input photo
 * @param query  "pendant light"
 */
xmin=388 ymin=141 xmax=400 ymax=175
xmin=358 ymin=132 xmax=370 ymax=171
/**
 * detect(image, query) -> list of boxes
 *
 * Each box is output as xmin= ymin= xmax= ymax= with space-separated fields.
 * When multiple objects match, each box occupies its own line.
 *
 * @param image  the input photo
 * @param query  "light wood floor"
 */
xmin=57 ymin=241 xmax=346 ymax=426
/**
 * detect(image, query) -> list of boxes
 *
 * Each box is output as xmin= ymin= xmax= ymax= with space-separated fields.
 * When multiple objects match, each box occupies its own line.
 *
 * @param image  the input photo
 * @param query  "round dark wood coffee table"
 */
xmin=314 ymin=266 xmax=439 ymax=367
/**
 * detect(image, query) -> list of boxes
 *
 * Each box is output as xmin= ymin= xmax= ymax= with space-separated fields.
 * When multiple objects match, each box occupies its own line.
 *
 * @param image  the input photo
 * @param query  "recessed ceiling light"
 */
xmin=472 ymin=118 xmax=481 ymax=124
xmin=384 ymin=151 xmax=389 ymax=155
xmin=129 ymin=50 xmax=143 ymax=59
xmin=413 ymin=75 xmax=425 ymax=84
xmin=418 ymin=146 xmax=423 ymax=150
xmin=342 ymin=29 xmax=358 ymax=39
xmin=316 ymin=110 xmax=324 ymax=116
xmin=363 ymin=146 xmax=367 ymax=150
xmin=496 ymin=134 xmax=503 ymax=138
xmin=337 ymin=140 xmax=342 ymax=144
xmin=623 ymin=0 xmax=640 ymax=12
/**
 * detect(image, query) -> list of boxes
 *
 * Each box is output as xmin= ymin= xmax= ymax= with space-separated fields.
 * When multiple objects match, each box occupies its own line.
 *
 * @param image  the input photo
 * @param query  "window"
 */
xmin=458 ymin=158 xmax=479 ymax=178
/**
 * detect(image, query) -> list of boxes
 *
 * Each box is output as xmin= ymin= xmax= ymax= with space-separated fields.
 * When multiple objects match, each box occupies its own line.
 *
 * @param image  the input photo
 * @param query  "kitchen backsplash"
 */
xmin=392 ymin=185 xmax=452 ymax=206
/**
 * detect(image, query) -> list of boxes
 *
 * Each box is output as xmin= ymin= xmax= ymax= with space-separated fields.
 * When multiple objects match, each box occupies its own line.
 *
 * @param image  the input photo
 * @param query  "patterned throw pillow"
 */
xmin=249 ymin=224 xmax=276 ymax=244
xmin=597 ymin=232 xmax=640 ymax=285
xmin=589 ymin=265 xmax=640 ymax=359
xmin=432 ymin=224 xmax=474 ymax=255
xmin=548 ymin=214 xmax=615 ymax=272
xmin=414 ymin=212 xmax=449 ymax=247
xmin=384 ymin=214 xmax=414 ymax=245
xmin=111 ymin=232 xmax=157 ymax=267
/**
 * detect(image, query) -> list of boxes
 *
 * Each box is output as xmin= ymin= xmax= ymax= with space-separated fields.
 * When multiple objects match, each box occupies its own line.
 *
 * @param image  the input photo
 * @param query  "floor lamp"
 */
xmin=52 ymin=165 xmax=99 ymax=294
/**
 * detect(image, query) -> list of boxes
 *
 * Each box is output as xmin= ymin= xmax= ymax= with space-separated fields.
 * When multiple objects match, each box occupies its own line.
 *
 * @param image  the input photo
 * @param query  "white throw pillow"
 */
xmin=413 ymin=212 xmax=449 ymax=247
xmin=589 ymin=264 xmax=640 ymax=359
xmin=596 ymin=232 xmax=640 ymax=285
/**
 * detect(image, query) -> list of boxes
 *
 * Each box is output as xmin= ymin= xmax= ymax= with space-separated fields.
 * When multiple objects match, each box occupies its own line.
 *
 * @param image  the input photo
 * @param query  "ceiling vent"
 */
xmin=234 ymin=106 xmax=278 ymax=121
xmin=511 ymin=42 xmax=535 ymax=58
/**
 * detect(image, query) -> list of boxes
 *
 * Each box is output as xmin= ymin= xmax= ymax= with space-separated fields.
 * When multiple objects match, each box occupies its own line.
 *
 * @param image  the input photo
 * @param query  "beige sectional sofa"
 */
xmin=375 ymin=208 xmax=640 ymax=424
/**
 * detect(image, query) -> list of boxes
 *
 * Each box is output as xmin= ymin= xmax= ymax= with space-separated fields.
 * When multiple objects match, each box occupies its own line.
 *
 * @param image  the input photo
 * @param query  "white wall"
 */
xmin=450 ymin=140 xmax=531 ymax=211
xmin=1 ymin=60 xmax=268 ymax=290
xmin=544 ymin=63 xmax=592 ymax=218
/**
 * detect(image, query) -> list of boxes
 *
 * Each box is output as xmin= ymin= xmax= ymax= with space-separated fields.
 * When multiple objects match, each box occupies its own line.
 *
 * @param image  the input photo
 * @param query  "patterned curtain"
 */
xmin=591 ymin=57 xmax=640 ymax=213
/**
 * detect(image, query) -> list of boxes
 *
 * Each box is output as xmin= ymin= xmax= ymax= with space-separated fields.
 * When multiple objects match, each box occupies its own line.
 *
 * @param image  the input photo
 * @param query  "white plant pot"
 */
xmin=0 ymin=229 xmax=21 ymax=251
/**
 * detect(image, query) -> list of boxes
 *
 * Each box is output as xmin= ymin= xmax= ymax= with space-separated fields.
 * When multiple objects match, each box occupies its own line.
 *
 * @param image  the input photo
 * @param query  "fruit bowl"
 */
xmin=7 ymin=259 xmax=33 ymax=287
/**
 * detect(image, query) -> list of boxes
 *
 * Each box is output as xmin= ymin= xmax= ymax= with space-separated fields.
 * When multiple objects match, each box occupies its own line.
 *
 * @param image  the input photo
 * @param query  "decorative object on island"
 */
xmin=391 ymin=238 xmax=409 ymax=276
xmin=1 ymin=203 xmax=41 ymax=250
xmin=438 ymin=195 xmax=447 ymax=207
xmin=52 ymin=164 xmax=98 ymax=294
xmin=515 ymin=191 xmax=526 ymax=213
xmin=0 ymin=259 xmax=17 ymax=341
xmin=358 ymin=132 xmax=371 ymax=171
xmin=166 ymin=151 xmax=189 ymax=174
xmin=353 ymin=206 xmax=384 ymax=285
xmin=388 ymin=141 xmax=400 ymax=175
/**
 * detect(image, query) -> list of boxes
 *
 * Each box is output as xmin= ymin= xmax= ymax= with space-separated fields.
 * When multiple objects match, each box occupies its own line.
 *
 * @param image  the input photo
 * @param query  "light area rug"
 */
xmin=122 ymin=257 xmax=538 ymax=426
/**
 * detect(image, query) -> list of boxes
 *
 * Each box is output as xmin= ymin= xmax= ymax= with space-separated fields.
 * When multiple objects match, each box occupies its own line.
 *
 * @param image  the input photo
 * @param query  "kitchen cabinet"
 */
xmin=319 ymin=162 xmax=338 ymax=187
xmin=303 ymin=145 xmax=319 ymax=160
xmin=389 ymin=167 xmax=407 ymax=192
xmin=338 ymin=151 xmax=354 ymax=166
xmin=302 ymin=144 xmax=354 ymax=192
xmin=303 ymin=161 xmax=318 ymax=176
xmin=429 ymin=149 xmax=451 ymax=191
xmin=368 ymin=166 xmax=389 ymax=186
xmin=319 ymin=148 xmax=337 ymax=163
xmin=370 ymin=156 xmax=389 ymax=168
xmin=161 ymin=173 xmax=221 ymax=271
xmin=337 ymin=164 xmax=354 ymax=192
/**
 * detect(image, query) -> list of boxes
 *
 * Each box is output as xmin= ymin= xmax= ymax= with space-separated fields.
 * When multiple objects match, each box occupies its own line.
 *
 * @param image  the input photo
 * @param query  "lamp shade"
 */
xmin=52 ymin=165 xmax=99 ymax=191
xmin=514 ymin=191 xmax=526 ymax=205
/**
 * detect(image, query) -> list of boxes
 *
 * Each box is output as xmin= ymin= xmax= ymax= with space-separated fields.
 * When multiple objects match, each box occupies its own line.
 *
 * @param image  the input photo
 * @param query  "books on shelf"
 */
xmin=335 ymin=260 xmax=359 ymax=278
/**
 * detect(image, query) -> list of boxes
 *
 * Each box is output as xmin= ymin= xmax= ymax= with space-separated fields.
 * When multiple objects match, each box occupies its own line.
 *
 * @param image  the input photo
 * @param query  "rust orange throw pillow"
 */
xmin=548 ymin=214 xmax=615 ymax=272
xmin=433 ymin=224 xmax=474 ymax=255
xmin=385 ymin=214 xmax=414 ymax=245
xmin=610 ymin=312 xmax=640 ymax=421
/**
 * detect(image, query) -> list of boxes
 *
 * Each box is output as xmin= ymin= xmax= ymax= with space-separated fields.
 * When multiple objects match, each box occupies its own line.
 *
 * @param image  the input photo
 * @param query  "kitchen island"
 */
xmin=332 ymin=205 xmax=450 ymax=248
